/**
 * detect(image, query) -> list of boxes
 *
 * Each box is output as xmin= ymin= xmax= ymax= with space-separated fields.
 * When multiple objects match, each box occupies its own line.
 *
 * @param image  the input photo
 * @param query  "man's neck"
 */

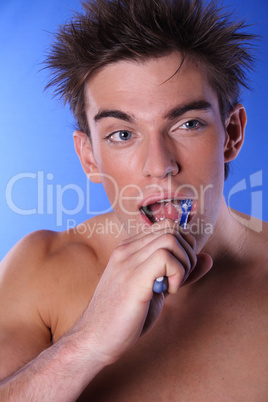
xmin=202 ymin=197 xmax=247 ymax=266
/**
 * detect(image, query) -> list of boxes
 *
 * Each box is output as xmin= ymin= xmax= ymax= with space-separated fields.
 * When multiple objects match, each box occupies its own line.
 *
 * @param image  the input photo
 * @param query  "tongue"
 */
xmin=149 ymin=201 xmax=182 ymax=223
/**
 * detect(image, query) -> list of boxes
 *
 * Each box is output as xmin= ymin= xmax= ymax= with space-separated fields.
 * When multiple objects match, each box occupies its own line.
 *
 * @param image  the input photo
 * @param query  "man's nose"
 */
xmin=142 ymin=136 xmax=179 ymax=179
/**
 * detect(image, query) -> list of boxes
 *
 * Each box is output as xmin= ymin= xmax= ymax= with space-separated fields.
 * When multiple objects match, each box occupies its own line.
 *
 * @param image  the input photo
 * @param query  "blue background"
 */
xmin=1 ymin=0 xmax=267 ymax=261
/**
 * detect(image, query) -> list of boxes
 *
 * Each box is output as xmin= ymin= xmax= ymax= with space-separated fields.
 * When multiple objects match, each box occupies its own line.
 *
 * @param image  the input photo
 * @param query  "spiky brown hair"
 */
xmin=45 ymin=0 xmax=257 ymax=178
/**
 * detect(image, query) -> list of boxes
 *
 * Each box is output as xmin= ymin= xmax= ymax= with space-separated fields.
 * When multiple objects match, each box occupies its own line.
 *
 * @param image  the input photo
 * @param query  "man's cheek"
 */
xmin=101 ymin=176 xmax=120 ymax=209
xmin=117 ymin=184 xmax=143 ymax=216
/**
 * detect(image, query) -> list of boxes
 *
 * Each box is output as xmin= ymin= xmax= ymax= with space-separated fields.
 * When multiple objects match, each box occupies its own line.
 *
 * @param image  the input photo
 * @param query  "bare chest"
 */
xmin=77 ymin=290 xmax=268 ymax=401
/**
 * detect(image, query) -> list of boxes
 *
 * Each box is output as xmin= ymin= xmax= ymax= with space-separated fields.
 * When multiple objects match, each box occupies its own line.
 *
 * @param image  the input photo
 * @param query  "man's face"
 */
xmin=84 ymin=52 xmax=227 ymax=251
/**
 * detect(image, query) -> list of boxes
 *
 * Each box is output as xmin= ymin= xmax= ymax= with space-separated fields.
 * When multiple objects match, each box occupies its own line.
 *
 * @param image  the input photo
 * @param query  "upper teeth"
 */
xmin=156 ymin=198 xmax=177 ymax=204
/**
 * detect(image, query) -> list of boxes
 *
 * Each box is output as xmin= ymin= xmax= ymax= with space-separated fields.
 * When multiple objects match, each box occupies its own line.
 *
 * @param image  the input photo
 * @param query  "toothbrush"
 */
xmin=152 ymin=199 xmax=193 ymax=293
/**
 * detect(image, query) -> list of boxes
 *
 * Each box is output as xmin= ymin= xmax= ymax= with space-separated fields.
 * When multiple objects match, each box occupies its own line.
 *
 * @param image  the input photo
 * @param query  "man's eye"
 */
xmin=108 ymin=130 xmax=132 ymax=142
xmin=180 ymin=120 xmax=201 ymax=129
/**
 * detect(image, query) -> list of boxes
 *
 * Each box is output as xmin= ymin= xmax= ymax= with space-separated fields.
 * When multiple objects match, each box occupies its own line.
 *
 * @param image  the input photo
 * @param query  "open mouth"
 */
xmin=140 ymin=199 xmax=193 ymax=225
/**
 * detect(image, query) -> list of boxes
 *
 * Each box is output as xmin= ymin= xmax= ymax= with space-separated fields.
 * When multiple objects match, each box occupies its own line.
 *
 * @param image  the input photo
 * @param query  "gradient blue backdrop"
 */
xmin=1 ymin=0 xmax=267 ymax=261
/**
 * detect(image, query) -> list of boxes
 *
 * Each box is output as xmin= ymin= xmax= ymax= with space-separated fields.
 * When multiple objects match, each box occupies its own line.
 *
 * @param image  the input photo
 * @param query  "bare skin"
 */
xmin=0 ymin=53 xmax=267 ymax=401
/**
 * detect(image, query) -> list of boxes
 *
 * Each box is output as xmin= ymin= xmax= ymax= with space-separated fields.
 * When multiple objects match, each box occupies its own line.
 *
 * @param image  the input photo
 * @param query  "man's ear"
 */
xmin=224 ymin=104 xmax=247 ymax=162
xmin=73 ymin=130 xmax=102 ymax=183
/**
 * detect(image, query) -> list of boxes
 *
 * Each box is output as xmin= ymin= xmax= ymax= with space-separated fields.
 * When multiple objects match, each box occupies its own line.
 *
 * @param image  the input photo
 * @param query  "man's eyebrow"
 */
xmin=94 ymin=109 xmax=134 ymax=123
xmin=93 ymin=100 xmax=212 ymax=124
xmin=165 ymin=100 xmax=212 ymax=120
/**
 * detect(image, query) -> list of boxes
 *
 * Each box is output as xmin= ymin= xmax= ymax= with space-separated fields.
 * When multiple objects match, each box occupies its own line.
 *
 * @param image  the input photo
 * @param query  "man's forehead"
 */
xmin=85 ymin=52 xmax=207 ymax=89
xmin=84 ymin=53 xmax=219 ymax=117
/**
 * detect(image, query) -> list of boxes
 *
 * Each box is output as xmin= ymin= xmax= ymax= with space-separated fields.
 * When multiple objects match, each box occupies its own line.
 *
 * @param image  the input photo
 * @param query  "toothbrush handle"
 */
xmin=152 ymin=276 xmax=168 ymax=293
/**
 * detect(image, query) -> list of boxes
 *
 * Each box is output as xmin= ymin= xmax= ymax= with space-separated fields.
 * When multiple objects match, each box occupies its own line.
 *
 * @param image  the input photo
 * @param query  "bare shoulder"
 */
xmin=236 ymin=215 xmax=268 ymax=285
xmin=0 ymin=216 xmax=110 ymax=380
xmin=229 ymin=209 xmax=268 ymax=258
xmin=233 ymin=216 xmax=268 ymax=312
xmin=0 ymin=227 xmax=98 ymax=292
xmin=0 ymin=229 xmax=60 ymax=304
xmin=0 ymin=230 xmax=59 ymax=379
xmin=244 ymin=217 xmax=268 ymax=263
xmin=1 ymin=216 xmax=106 ymax=297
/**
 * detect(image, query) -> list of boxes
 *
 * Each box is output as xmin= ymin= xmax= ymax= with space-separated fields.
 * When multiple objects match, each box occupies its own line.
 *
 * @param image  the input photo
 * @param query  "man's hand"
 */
xmin=76 ymin=219 xmax=212 ymax=366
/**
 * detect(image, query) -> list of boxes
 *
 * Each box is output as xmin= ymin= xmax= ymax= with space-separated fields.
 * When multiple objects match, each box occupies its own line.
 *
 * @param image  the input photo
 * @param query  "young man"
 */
xmin=0 ymin=0 xmax=267 ymax=400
